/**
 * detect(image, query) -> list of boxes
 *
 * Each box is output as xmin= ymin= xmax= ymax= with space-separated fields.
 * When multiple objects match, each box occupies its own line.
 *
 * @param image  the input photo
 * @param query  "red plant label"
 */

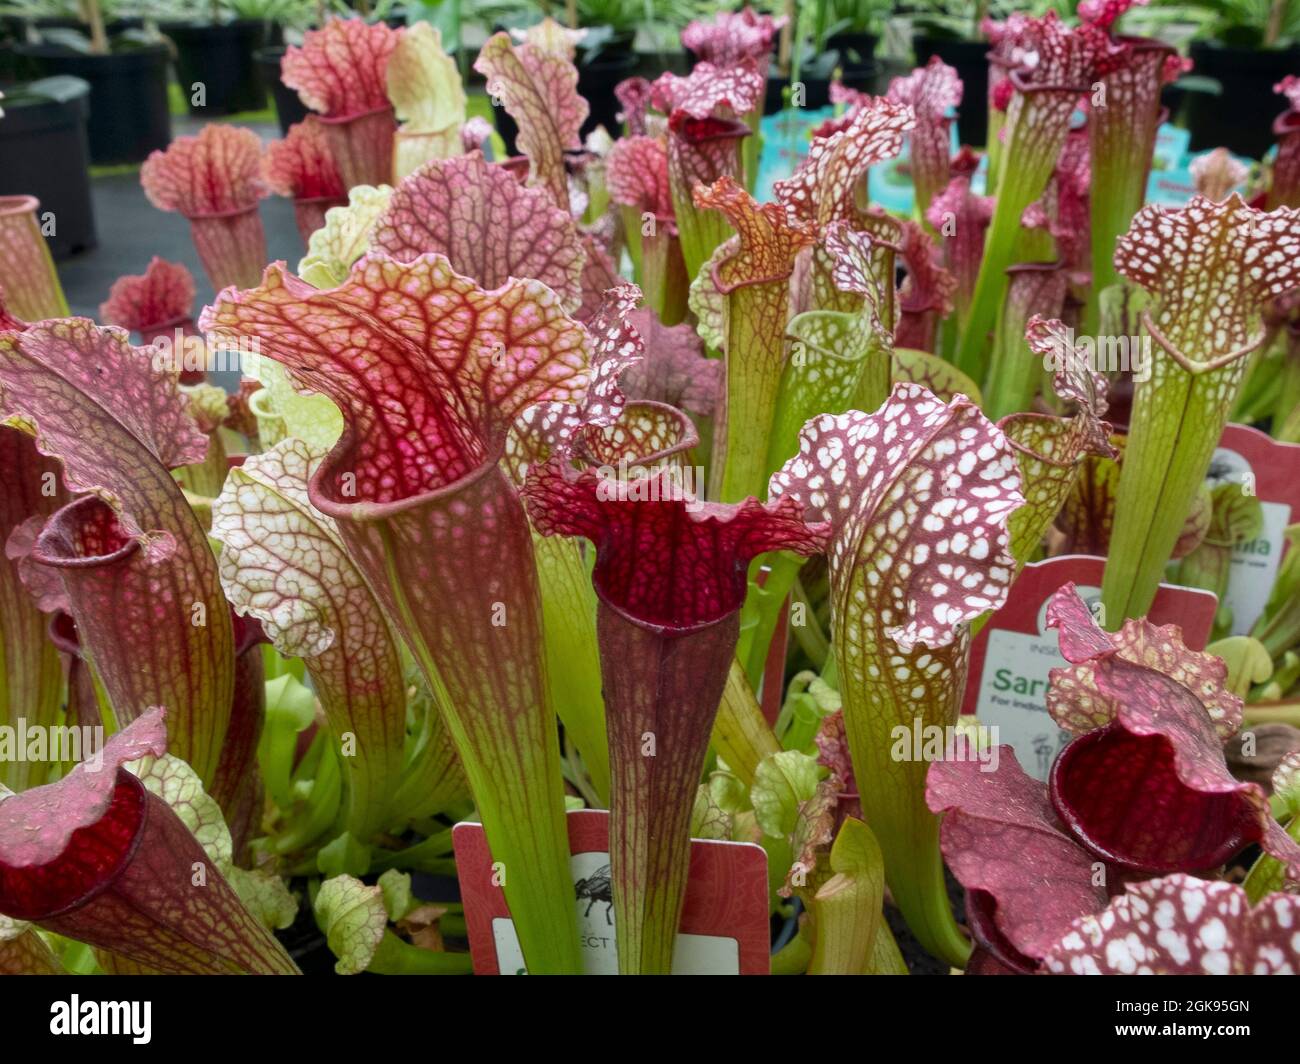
xmin=452 ymin=809 xmax=770 ymax=975
xmin=1210 ymin=423 xmax=1300 ymax=634
xmin=961 ymin=555 xmax=1218 ymax=780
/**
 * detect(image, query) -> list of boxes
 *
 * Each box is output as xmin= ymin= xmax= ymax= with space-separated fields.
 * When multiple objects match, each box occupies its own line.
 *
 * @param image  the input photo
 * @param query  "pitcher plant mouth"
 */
xmin=1274 ymin=109 xmax=1300 ymax=137
xmin=0 ymin=195 xmax=40 ymax=217
xmin=307 ymin=419 xmax=504 ymax=524
xmin=183 ymin=202 xmax=263 ymax=223
xmin=30 ymin=496 xmax=141 ymax=572
xmin=317 ymin=102 xmax=396 ymax=127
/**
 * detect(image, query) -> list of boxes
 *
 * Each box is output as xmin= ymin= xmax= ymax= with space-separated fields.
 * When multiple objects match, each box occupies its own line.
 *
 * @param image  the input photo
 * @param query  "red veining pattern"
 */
xmin=281 ymin=17 xmax=400 ymax=119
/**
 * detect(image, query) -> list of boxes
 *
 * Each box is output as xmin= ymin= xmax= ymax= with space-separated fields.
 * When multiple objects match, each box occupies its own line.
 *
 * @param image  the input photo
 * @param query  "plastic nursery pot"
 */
xmin=0 ymin=77 xmax=96 ymax=258
xmin=13 ymin=41 xmax=170 ymax=165
xmin=827 ymin=30 xmax=879 ymax=90
xmin=577 ymin=46 xmax=639 ymax=139
xmin=765 ymin=54 xmax=836 ymax=116
xmin=491 ymin=91 xmax=520 ymax=159
xmin=162 ymin=20 xmax=268 ymax=117
xmin=17 ymin=16 xmax=145 ymax=33
xmin=254 ymin=45 xmax=310 ymax=136
xmin=1186 ymin=39 xmax=1300 ymax=158
xmin=912 ymin=34 xmax=988 ymax=148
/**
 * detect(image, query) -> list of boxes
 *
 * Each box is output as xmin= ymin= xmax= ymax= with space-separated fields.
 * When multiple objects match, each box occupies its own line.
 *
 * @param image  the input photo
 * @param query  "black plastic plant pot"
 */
xmin=1 ymin=16 xmax=144 ymax=39
xmin=0 ymin=76 xmax=97 ymax=258
xmin=13 ymin=42 xmax=171 ymax=165
xmin=829 ymin=30 xmax=879 ymax=91
xmin=912 ymin=34 xmax=988 ymax=148
xmin=587 ymin=28 xmax=637 ymax=59
xmin=577 ymin=48 xmax=639 ymax=139
xmin=255 ymin=45 xmax=310 ymax=136
xmin=3 ymin=15 xmax=78 ymax=36
xmin=493 ymin=102 xmax=520 ymax=160
xmin=1186 ymin=40 xmax=1300 ymax=158
xmin=765 ymin=53 xmax=836 ymax=116
xmin=764 ymin=74 xmax=833 ymax=115
xmin=163 ymin=20 xmax=268 ymax=117
xmin=826 ymin=30 xmax=878 ymax=64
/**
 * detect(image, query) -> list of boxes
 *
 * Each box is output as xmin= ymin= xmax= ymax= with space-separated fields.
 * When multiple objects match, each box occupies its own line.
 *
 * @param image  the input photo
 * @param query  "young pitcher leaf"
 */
xmin=773 ymin=224 xmax=893 ymax=470
xmin=956 ymin=12 xmax=1120 ymax=378
xmin=682 ymin=7 xmax=786 ymax=66
xmin=773 ymin=98 xmax=915 ymax=231
xmin=282 ymin=17 xmax=401 ymax=188
xmin=386 ymin=22 xmax=465 ymax=180
xmin=0 ymin=196 xmax=68 ymax=321
xmin=523 ymin=458 xmax=824 ymax=973
xmin=212 ymin=439 xmax=406 ymax=841
xmin=99 ymin=257 xmax=196 ymax=343
xmin=474 ymin=31 xmax=587 ymax=211
xmin=141 ymin=125 xmax=269 ymax=290
xmin=887 ymin=58 xmax=961 ymax=216
xmin=927 ymin=165 xmax=994 ymax=321
xmin=314 ymin=874 xmax=387 ymax=975
xmin=262 ymin=118 xmax=347 ymax=243
xmin=606 ymin=135 xmax=674 ymax=224
xmin=1000 ymin=316 xmax=1116 ymax=566
xmin=141 ymin=124 xmax=266 ymax=218
xmin=650 ymin=60 xmax=764 ymax=283
xmin=693 ymin=176 xmax=816 ymax=500
xmin=282 ymin=17 xmax=400 ymax=120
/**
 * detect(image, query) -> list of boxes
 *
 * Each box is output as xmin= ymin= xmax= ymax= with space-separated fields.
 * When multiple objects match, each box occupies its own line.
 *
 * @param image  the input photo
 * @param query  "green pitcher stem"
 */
xmin=1101 ymin=340 xmax=1258 ymax=625
xmin=715 ymin=282 xmax=791 ymax=503
xmin=983 ymin=263 xmax=1063 ymax=420
xmin=642 ymin=227 xmax=690 ymax=327
xmin=1085 ymin=43 xmax=1170 ymax=335
xmin=176 ymin=430 xmax=230 ymax=503
xmin=738 ymin=551 xmax=805 ymax=688
xmin=853 ymin=772 xmax=971 ymax=967
xmin=835 ymin=620 xmax=972 ymax=969
xmin=955 ymin=90 xmax=1076 ymax=383
xmin=534 ymin=533 xmax=611 ymax=805
xmin=1242 ymin=812 xmax=1299 ymax=903
xmin=675 ymin=193 xmax=733 ymax=292
xmin=374 ymin=513 xmax=582 ymax=974
xmin=710 ymin=658 xmax=779 ymax=789
xmin=620 ymin=205 xmax=644 ymax=283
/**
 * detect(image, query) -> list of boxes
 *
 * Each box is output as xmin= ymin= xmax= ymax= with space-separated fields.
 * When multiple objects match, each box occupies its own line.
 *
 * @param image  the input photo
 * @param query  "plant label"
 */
xmin=1210 ymin=424 xmax=1300 ymax=635
xmin=452 ymin=809 xmax=771 ymax=975
xmin=1152 ymin=121 xmax=1191 ymax=170
xmin=1146 ymin=168 xmax=1198 ymax=206
xmin=961 ymin=555 xmax=1218 ymax=781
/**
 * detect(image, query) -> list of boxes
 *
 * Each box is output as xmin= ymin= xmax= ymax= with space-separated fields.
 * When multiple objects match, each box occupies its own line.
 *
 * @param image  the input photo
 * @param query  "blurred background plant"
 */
xmin=1176 ymin=0 xmax=1300 ymax=47
xmin=816 ymin=0 xmax=892 ymax=43
xmin=903 ymin=0 xmax=1018 ymax=40
xmin=121 ymin=0 xmax=320 ymax=28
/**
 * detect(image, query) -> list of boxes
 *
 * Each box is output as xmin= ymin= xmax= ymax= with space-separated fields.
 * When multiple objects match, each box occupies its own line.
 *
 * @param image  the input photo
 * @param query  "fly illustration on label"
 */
xmin=575 ymin=865 xmax=614 ymax=925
